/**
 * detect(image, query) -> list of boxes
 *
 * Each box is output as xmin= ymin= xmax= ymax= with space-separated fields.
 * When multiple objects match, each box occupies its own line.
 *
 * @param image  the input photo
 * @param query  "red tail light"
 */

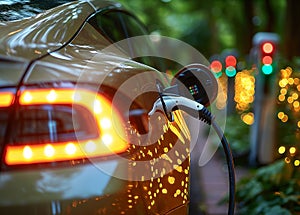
xmin=4 ymin=88 xmax=128 ymax=165
xmin=0 ymin=92 xmax=14 ymax=107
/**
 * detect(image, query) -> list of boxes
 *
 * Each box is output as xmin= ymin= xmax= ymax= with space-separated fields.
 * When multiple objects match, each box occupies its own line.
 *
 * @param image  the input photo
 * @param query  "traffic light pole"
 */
xmin=249 ymin=32 xmax=279 ymax=166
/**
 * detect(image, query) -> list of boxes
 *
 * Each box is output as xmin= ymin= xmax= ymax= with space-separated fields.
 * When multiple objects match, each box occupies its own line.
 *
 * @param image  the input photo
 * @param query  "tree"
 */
xmin=284 ymin=0 xmax=300 ymax=60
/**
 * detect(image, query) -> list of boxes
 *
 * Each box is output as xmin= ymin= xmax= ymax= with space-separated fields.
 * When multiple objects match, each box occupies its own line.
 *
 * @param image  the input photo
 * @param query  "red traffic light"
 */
xmin=225 ymin=55 xmax=237 ymax=67
xmin=262 ymin=56 xmax=273 ymax=65
xmin=262 ymin=42 xmax=274 ymax=54
xmin=210 ymin=60 xmax=222 ymax=73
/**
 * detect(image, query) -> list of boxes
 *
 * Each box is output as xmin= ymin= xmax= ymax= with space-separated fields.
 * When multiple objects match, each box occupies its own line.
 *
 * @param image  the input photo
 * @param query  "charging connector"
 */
xmin=149 ymin=94 xmax=213 ymax=124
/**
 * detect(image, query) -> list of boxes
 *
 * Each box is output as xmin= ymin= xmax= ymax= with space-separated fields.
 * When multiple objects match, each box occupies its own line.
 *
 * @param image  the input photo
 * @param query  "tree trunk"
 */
xmin=284 ymin=0 xmax=300 ymax=60
xmin=241 ymin=0 xmax=255 ymax=55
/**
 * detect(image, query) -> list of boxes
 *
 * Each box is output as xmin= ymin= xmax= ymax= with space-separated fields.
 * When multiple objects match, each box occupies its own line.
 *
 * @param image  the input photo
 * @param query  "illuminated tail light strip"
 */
xmin=5 ymin=139 xmax=127 ymax=164
xmin=0 ymin=92 xmax=14 ymax=107
xmin=5 ymin=88 xmax=128 ymax=165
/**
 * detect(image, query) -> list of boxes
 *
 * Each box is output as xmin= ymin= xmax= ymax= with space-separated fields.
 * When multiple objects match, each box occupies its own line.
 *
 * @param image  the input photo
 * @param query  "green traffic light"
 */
xmin=262 ymin=64 xmax=273 ymax=75
xmin=225 ymin=66 xmax=236 ymax=77
xmin=214 ymin=71 xmax=222 ymax=78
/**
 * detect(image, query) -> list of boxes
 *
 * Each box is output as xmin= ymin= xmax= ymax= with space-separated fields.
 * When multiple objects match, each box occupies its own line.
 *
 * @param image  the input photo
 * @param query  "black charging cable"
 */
xmin=192 ymin=105 xmax=235 ymax=215
xmin=200 ymin=107 xmax=235 ymax=215
xmin=212 ymin=119 xmax=235 ymax=215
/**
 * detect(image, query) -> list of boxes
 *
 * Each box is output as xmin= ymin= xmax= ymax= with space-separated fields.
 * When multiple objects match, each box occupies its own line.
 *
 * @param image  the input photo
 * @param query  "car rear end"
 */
xmin=0 ymin=55 xmax=143 ymax=214
xmin=0 ymin=1 xmax=192 ymax=214
xmin=0 ymin=54 xmax=191 ymax=215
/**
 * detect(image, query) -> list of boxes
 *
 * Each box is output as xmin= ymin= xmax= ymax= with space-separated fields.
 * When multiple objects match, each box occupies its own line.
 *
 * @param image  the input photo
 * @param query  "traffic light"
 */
xmin=225 ymin=55 xmax=237 ymax=77
xmin=210 ymin=60 xmax=222 ymax=78
xmin=260 ymin=41 xmax=276 ymax=75
xmin=250 ymin=32 xmax=279 ymax=166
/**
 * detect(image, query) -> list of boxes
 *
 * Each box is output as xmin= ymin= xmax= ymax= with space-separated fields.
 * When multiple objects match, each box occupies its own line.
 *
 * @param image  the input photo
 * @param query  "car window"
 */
xmin=88 ymin=10 xmax=164 ymax=70
xmin=91 ymin=11 xmax=127 ymax=44
xmin=120 ymin=11 xmax=157 ymax=66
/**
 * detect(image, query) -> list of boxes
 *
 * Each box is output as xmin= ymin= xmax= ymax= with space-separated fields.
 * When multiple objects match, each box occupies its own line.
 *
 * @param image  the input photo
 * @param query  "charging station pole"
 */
xmin=249 ymin=32 xmax=279 ymax=166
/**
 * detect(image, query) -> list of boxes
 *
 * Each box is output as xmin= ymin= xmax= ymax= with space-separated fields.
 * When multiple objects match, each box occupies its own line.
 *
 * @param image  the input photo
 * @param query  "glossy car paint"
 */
xmin=0 ymin=1 xmax=96 ymax=58
xmin=0 ymin=1 xmax=191 ymax=214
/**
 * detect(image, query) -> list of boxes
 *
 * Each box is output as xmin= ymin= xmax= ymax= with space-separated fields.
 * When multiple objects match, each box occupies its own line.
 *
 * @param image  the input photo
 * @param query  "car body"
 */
xmin=0 ymin=1 xmax=191 ymax=214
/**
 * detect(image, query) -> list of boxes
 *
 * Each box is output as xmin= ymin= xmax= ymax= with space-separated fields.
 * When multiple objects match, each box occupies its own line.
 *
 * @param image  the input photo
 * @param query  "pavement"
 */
xmin=197 ymin=153 xmax=249 ymax=214
xmin=188 ymin=120 xmax=250 ymax=215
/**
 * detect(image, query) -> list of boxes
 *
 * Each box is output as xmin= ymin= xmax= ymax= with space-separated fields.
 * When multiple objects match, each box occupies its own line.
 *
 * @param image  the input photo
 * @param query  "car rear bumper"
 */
xmin=0 ymin=156 xmax=191 ymax=215
xmin=0 ymin=159 xmax=147 ymax=214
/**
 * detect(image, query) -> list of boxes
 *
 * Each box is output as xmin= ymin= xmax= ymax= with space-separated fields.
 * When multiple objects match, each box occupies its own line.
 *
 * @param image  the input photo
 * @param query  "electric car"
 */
xmin=0 ymin=0 xmax=202 ymax=214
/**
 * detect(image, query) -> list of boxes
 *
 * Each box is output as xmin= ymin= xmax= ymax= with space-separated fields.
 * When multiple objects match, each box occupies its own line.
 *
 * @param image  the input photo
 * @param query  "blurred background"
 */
xmin=116 ymin=0 xmax=300 ymax=214
xmin=1 ymin=0 xmax=299 ymax=214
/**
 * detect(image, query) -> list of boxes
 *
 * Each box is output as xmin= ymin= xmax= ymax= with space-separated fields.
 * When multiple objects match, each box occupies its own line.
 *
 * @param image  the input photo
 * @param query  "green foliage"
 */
xmin=275 ymin=67 xmax=300 ymax=165
xmin=223 ymin=66 xmax=300 ymax=214
xmin=276 ymin=67 xmax=300 ymax=146
xmin=223 ymin=114 xmax=250 ymax=157
xmin=236 ymin=160 xmax=300 ymax=215
xmin=117 ymin=0 xmax=288 ymax=58
xmin=209 ymin=114 xmax=250 ymax=159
